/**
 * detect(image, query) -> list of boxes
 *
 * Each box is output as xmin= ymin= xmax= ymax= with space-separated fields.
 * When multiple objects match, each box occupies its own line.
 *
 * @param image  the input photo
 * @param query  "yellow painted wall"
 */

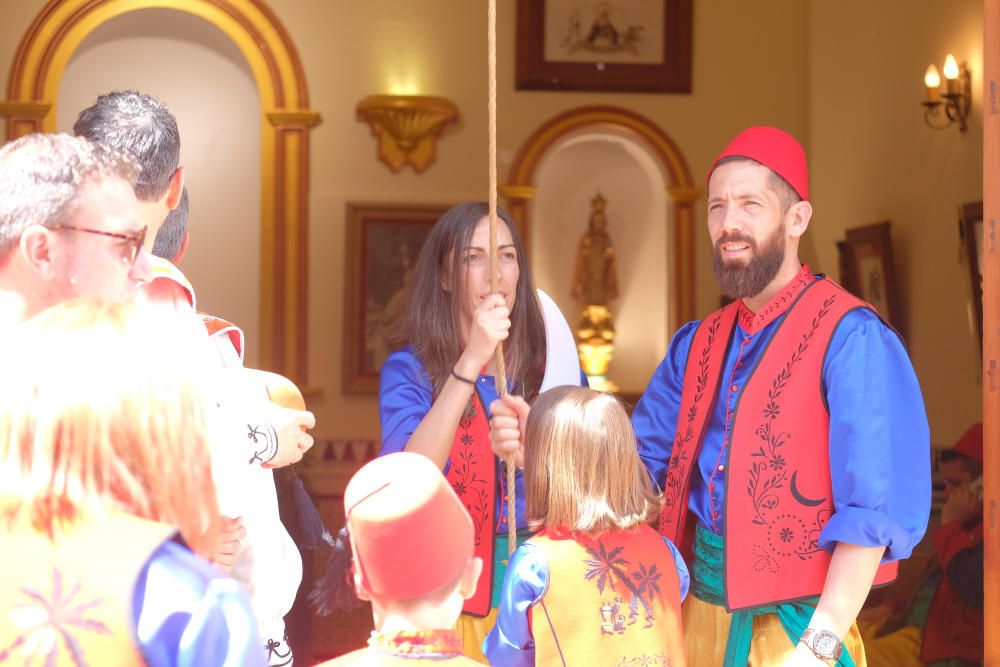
xmin=807 ymin=0 xmax=984 ymax=446
xmin=268 ymin=0 xmax=811 ymax=444
xmin=0 ymin=0 xmax=811 ymax=446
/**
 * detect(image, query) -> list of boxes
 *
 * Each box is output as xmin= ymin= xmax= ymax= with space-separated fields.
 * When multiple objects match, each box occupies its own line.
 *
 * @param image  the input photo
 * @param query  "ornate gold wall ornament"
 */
xmin=356 ymin=95 xmax=458 ymax=173
xmin=4 ymin=0 xmax=320 ymax=385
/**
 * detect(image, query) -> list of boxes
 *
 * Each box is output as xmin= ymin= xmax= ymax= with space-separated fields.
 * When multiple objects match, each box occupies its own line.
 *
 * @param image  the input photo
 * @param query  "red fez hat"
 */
xmin=708 ymin=126 xmax=809 ymax=201
xmin=345 ymin=452 xmax=473 ymax=601
xmin=953 ymin=422 xmax=983 ymax=463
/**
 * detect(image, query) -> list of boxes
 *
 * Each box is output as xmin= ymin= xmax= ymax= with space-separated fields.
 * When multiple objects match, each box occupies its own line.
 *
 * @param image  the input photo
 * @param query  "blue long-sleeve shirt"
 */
xmin=632 ymin=287 xmax=931 ymax=563
xmin=378 ymin=346 xmax=526 ymax=532
xmin=134 ymin=540 xmax=266 ymax=666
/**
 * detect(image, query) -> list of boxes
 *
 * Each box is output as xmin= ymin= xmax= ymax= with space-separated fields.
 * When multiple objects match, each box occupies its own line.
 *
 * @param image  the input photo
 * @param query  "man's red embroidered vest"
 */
xmin=659 ymin=277 xmax=897 ymax=611
xmin=921 ymin=522 xmax=983 ymax=664
xmin=529 ymin=526 xmax=686 ymax=667
xmin=0 ymin=506 xmax=175 ymax=665
xmin=445 ymin=390 xmax=497 ymax=617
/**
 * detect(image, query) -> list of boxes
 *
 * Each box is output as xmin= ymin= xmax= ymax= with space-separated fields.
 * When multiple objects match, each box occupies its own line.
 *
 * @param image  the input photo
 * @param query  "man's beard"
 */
xmin=712 ymin=226 xmax=785 ymax=300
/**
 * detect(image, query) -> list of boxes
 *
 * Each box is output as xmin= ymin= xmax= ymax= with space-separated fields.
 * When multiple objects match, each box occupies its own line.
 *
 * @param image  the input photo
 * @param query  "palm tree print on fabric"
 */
xmin=585 ymin=541 xmax=661 ymax=634
xmin=0 ymin=568 xmax=110 ymax=665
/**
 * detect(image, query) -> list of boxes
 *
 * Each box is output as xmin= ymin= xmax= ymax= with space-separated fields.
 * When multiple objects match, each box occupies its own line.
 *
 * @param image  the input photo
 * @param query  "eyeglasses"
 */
xmin=47 ymin=223 xmax=147 ymax=265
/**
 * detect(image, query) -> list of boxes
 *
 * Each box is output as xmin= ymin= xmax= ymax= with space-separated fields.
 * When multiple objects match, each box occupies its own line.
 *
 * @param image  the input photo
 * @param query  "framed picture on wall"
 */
xmin=959 ymin=200 xmax=984 ymax=350
xmin=837 ymin=220 xmax=905 ymax=339
xmin=342 ymin=203 xmax=449 ymax=394
xmin=515 ymin=0 xmax=693 ymax=93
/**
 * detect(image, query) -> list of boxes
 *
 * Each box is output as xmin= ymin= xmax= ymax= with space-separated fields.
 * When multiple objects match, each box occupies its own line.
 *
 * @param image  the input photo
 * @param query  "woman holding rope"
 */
xmin=379 ymin=201 xmax=581 ymax=662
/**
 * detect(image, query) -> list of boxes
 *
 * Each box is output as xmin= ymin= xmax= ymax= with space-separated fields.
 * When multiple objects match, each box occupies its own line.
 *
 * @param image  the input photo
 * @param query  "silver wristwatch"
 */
xmin=799 ymin=628 xmax=842 ymax=662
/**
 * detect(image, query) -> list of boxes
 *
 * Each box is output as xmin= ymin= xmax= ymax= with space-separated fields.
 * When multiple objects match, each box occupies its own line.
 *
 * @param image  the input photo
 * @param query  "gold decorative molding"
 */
xmin=0 ymin=101 xmax=51 ymax=118
xmin=499 ymin=184 xmax=538 ymax=200
xmin=5 ymin=0 xmax=319 ymax=385
xmin=0 ymin=101 xmax=52 ymax=138
xmin=356 ymin=95 xmax=458 ymax=173
xmin=267 ymin=109 xmax=322 ymax=128
xmin=506 ymin=106 xmax=697 ymax=329
xmin=667 ymin=186 xmax=702 ymax=203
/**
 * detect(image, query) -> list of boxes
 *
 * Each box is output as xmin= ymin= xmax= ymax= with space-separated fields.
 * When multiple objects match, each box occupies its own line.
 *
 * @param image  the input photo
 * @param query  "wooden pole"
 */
xmin=486 ymin=0 xmax=517 ymax=557
xmin=983 ymin=0 xmax=999 ymax=662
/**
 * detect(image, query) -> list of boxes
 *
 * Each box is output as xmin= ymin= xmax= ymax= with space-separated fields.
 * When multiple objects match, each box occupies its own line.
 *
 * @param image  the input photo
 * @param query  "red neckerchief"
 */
xmin=736 ymin=265 xmax=815 ymax=334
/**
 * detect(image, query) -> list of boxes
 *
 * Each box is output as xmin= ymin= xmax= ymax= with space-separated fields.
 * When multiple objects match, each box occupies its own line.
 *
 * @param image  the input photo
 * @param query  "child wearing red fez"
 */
xmin=316 ymin=452 xmax=484 ymax=666
xmin=484 ymin=386 xmax=689 ymax=666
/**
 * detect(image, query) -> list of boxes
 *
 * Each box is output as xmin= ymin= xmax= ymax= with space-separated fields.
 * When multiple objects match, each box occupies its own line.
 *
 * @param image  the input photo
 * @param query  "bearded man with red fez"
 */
xmin=629 ymin=126 xmax=931 ymax=665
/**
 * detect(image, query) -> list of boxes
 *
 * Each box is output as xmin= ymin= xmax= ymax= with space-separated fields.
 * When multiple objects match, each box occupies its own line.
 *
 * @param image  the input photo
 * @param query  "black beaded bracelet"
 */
xmin=451 ymin=368 xmax=477 ymax=385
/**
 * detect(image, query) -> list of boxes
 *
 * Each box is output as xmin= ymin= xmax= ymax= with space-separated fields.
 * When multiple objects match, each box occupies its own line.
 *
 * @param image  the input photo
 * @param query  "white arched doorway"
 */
xmin=57 ymin=8 xmax=263 ymax=365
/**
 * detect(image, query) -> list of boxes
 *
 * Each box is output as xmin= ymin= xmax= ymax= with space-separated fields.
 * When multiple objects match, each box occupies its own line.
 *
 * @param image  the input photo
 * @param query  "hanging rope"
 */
xmin=486 ymin=0 xmax=516 ymax=557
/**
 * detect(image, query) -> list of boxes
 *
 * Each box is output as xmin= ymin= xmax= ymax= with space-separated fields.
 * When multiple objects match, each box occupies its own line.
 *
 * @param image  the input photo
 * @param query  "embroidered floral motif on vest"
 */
xmin=725 ymin=279 xmax=898 ymax=609
xmin=658 ymin=308 xmax=736 ymax=544
xmin=445 ymin=391 xmax=496 ymax=617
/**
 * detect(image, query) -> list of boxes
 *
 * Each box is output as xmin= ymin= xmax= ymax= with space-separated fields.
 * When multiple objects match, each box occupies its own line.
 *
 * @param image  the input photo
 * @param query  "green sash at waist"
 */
xmin=690 ymin=524 xmax=855 ymax=667
xmin=492 ymin=530 xmax=531 ymax=609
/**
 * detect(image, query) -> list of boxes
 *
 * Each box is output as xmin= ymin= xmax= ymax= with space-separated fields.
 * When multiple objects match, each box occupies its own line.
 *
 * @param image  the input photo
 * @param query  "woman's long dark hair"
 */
xmin=388 ymin=201 xmax=546 ymax=400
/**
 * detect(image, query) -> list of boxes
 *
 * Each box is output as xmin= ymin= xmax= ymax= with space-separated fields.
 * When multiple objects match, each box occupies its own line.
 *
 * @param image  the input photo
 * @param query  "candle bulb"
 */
xmin=924 ymin=64 xmax=941 ymax=103
xmin=943 ymin=54 xmax=959 ymax=96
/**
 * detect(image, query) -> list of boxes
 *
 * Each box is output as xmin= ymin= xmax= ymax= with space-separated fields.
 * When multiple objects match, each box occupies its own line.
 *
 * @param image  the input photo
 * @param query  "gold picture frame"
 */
xmin=959 ymin=201 xmax=984 ymax=350
xmin=837 ymin=221 xmax=905 ymax=339
xmin=516 ymin=0 xmax=693 ymax=93
xmin=342 ymin=203 xmax=449 ymax=394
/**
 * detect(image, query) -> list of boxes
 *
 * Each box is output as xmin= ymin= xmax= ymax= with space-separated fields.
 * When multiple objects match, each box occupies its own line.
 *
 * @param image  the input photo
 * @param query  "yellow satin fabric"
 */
xmin=454 ymin=609 xmax=498 ymax=665
xmin=682 ymin=593 xmax=867 ymax=666
xmin=857 ymin=616 xmax=923 ymax=667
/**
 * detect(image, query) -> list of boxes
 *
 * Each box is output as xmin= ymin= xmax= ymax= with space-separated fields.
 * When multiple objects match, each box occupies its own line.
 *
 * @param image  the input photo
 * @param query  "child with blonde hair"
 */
xmin=0 ymin=300 xmax=264 ymax=665
xmin=484 ymin=386 xmax=688 ymax=666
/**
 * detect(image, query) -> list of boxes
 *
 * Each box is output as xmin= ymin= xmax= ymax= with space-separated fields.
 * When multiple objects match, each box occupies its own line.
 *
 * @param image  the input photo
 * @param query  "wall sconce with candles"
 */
xmin=922 ymin=54 xmax=971 ymax=132
xmin=356 ymin=95 xmax=459 ymax=173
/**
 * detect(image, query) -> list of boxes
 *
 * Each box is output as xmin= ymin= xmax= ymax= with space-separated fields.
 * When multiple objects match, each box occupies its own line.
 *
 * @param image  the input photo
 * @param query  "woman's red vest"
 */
xmin=445 ymin=390 xmax=498 ymax=617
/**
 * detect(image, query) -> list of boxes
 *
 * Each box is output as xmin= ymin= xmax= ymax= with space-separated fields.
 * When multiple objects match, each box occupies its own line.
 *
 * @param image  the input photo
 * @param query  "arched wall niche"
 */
xmin=502 ymin=105 xmax=698 ymax=336
xmin=532 ymin=129 xmax=669 ymax=390
xmin=0 ymin=0 xmax=320 ymax=385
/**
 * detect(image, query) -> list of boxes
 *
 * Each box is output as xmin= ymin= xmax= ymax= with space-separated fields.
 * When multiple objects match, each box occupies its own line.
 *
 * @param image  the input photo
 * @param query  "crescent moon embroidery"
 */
xmin=790 ymin=471 xmax=826 ymax=507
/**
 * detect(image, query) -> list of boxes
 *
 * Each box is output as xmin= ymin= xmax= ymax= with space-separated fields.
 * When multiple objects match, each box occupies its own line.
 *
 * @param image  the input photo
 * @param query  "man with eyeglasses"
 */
xmin=74 ymin=90 xmax=314 ymax=666
xmin=0 ymin=132 xmax=151 ymax=316
xmin=0 ymin=131 xmax=270 ymax=664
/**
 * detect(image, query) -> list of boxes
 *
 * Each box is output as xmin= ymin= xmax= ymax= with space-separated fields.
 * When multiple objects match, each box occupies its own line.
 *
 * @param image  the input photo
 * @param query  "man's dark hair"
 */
xmin=713 ymin=155 xmax=803 ymax=213
xmin=940 ymin=448 xmax=984 ymax=479
xmin=73 ymin=90 xmax=180 ymax=202
xmin=152 ymin=187 xmax=189 ymax=260
xmin=388 ymin=201 xmax=546 ymax=401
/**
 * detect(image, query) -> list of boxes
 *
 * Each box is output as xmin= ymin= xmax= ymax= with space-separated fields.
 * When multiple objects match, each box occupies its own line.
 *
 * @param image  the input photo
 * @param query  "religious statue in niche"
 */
xmin=572 ymin=193 xmax=620 ymax=392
